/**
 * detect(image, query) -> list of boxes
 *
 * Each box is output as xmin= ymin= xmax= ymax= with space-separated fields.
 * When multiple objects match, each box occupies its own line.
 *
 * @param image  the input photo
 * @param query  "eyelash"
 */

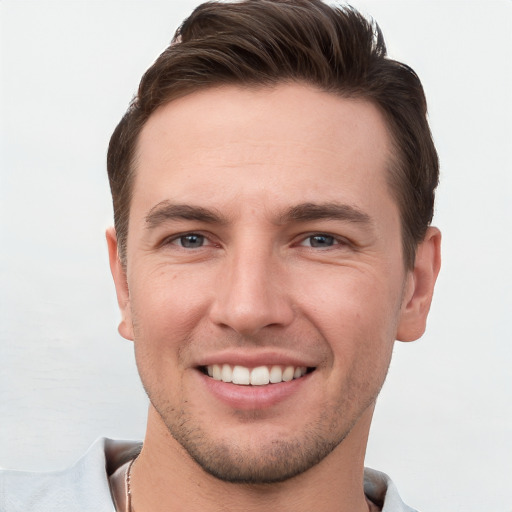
xmin=164 ymin=232 xmax=215 ymax=249
xmin=298 ymin=233 xmax=348 ymax=249
xmin=162 ymin=232 xmax=350 ymax=250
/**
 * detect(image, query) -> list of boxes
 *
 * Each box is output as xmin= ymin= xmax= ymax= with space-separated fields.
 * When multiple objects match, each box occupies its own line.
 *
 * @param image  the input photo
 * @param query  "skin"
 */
xmin=107 ymin=83 xmax=441 ymax=512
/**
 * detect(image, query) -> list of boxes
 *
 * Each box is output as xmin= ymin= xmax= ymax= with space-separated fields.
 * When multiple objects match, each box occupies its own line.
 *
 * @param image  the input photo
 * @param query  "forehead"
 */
xmin=133 ymin=83 xmax=395 ymax=218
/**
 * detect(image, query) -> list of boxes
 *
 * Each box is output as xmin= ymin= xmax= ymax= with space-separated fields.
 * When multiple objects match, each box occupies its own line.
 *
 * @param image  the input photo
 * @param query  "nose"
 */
xmin=209 ymin=243 xmax=295 ymax=336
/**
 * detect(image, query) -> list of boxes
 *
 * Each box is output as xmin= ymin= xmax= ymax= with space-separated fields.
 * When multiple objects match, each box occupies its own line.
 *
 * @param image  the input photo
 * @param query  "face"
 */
xmin=109 ymin=84 xmax=436 ymax=483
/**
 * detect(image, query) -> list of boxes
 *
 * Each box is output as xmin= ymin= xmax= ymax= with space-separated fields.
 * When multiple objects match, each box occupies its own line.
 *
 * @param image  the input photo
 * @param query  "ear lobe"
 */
xmin=396 ymin=227 xmax=441 ymax=342
xmin=106 ymin=227 xmax=134 ymax=341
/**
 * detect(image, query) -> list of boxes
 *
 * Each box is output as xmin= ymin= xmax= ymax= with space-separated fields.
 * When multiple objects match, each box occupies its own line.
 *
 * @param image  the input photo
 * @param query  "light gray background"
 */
xmin=1 ymin=1 xmax=511 ymax=511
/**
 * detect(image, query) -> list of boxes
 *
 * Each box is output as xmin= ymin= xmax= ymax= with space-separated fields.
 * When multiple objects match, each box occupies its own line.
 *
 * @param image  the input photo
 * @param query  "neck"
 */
xmin=129 ymin=406 xmax=374 ymax=512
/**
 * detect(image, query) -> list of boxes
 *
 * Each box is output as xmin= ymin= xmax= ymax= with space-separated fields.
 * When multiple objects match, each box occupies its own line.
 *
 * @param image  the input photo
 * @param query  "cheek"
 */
xmin=297 ymin=268 xmax=401 ymax=360
xmin=127 ymin=268 xmax=215 ymax=396
xmin=302 ymin=266 xmax=401 ymax=322
xmin=130 ymin=265 xmax=212 ymax=341
xmin=128 ymin=273 xmax=196 ymax=401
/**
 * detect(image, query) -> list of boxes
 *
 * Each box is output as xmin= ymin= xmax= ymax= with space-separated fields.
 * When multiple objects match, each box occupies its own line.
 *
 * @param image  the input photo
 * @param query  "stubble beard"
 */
xmin=162 ymin=406 xmax=345 ymax=484
xmin=145 ymin=381 xmax=383 ymax=485
xmin=132 ymin=315 xmax=395 ymax=485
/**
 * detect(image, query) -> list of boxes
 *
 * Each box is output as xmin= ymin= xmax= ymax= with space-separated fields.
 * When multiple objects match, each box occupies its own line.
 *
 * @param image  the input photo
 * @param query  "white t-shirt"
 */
xmin=0 ymin=438 xmax=418 ymax=511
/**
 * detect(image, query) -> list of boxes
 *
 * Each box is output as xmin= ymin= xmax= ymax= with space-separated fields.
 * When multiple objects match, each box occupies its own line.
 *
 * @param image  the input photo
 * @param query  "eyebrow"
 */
xmin=279 ymin=202 xmax=373 ymax=226
xmin=145 ymin=200 xmax=373 ymax=230
xmin=145 ymin=201 xmax=226 ymax=229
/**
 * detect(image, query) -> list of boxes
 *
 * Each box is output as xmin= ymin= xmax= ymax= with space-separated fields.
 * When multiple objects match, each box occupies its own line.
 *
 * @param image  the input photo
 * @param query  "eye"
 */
xmin=171 ymin=233 xmax=207 ymax=249
xmin=300 ymin=234 xmax=341 ymax=248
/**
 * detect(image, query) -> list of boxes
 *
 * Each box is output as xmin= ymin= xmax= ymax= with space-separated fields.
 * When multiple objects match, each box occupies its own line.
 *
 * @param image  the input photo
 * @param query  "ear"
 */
xmin=106 ymin=227 xmax=134 ymax=341
xmin=396 ymin=227 xmax=441 ymax=342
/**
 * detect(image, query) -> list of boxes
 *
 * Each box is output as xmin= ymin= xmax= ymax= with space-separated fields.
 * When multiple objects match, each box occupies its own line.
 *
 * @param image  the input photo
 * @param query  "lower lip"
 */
xmin=198 ymin=370 xmax=312 ymax=410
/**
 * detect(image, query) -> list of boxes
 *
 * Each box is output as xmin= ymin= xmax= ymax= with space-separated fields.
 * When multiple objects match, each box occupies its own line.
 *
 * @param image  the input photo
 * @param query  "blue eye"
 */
xmin=175 ymin=234 xmax=205 ymax=248
xmin=306 ymin=234 xmax=336 ymax=248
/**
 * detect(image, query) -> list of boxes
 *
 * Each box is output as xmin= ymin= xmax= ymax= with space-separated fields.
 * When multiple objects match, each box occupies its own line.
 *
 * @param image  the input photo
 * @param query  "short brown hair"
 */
xmin=107 ymin=0 xmax=439 ymax=269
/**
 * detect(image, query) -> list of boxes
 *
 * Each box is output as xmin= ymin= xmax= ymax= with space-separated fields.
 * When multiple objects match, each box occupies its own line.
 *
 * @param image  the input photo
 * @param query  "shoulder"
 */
xmin=0 ymin=438 xmax=142 ymax=512
xmin=364 ymin=467 xmax=419 ymax=512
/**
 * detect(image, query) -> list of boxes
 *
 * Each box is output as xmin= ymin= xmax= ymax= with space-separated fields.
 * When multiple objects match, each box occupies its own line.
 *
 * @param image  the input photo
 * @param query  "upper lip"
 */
xmin=194 ymin=349 xmax=317 ymax=369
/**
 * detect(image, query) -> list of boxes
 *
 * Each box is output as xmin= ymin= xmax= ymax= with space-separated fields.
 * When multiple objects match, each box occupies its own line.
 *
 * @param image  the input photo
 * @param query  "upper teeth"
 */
xmin=206 ymin=364 xmax=307 ymax=385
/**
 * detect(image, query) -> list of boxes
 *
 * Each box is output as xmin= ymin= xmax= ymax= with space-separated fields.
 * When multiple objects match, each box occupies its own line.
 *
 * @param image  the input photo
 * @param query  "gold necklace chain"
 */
xmin=125 ymin=458 xmax=137 ymax=512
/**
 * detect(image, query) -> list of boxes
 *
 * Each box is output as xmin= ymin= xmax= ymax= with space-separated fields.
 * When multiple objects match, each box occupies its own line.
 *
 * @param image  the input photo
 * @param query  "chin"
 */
xmin=172 ymin=425 xmax=346 ymax=484
xmin=151 ymin=397 xmax=368 ymax=485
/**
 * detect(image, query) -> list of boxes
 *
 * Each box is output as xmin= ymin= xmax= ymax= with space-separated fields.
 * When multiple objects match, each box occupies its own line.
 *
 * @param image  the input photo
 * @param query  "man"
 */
xmin=0 ymin=1 xmax=441 ymax=511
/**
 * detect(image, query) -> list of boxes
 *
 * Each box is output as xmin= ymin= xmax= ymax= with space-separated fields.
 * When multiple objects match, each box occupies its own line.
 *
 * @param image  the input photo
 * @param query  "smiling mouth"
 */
xmin=199 ymin=364 xmax=315 ymax=386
